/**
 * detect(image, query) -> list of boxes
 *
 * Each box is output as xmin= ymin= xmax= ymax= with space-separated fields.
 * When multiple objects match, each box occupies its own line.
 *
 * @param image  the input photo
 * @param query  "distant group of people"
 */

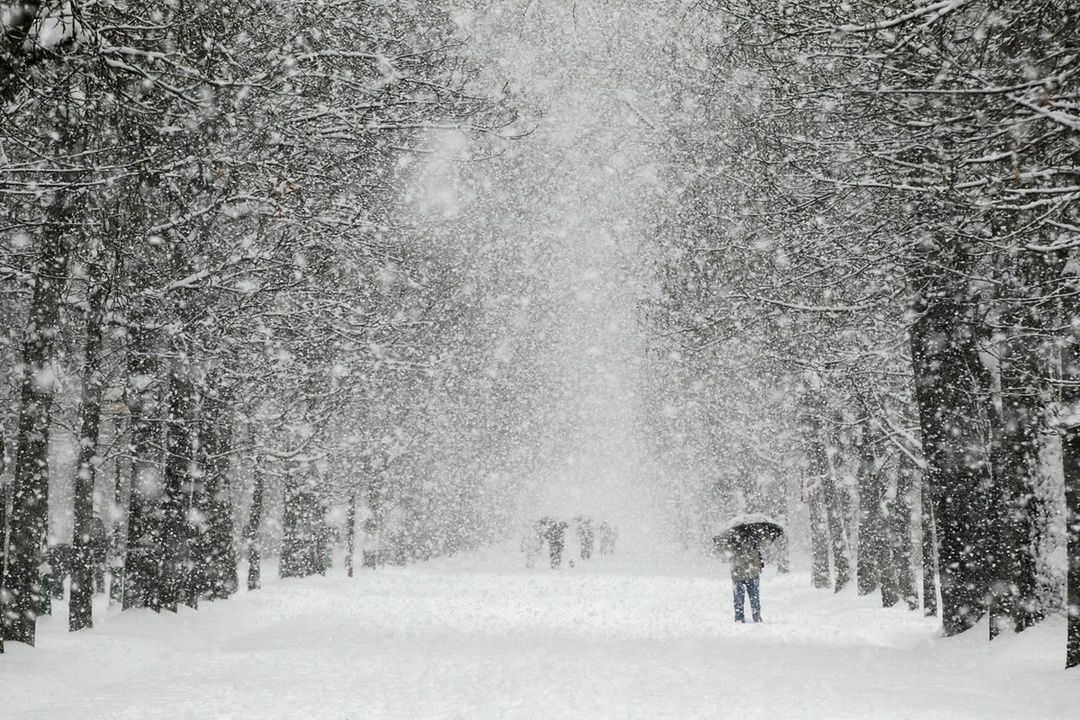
xmin=520 ymin=516 xmax=618 ymax=569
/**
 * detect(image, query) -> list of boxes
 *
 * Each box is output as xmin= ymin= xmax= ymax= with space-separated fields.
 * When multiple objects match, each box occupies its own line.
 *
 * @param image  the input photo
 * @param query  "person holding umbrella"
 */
xmin=714 ymin=513 xmax=784 ymax=624
xmin=725 ymin=537 xmax=764 ymax=623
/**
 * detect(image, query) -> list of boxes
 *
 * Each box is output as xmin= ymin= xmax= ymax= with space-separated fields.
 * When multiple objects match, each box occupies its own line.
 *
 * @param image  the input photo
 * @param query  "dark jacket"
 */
xmin=726 ymin=545 xmax=762 ymax=582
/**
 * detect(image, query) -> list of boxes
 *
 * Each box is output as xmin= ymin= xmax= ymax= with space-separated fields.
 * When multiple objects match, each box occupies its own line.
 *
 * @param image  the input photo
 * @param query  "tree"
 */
xmin=68 ymin=245 xmax=111 ymax=630
xmin=1 ymin=192 xmax=72 ymax=645
xmin=690 ymin=0 xmax=1079 ymax=646
xmin=0 ymin=0 xmax=504 ymax=642
xmin=1058 ymin=262 xmax=1080 ymax=669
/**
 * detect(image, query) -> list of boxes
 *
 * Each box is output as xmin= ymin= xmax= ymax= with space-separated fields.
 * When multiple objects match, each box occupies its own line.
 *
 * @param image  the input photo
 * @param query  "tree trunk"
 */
xmin=892 ymin=452 xmax=919 ymax=610
xmin=801 ymin=389 xmax=850 ymax=590
xmin=920 ymin=478 xmax=938 ymax=618
xmin=820 ymin=467 xmax=852 ymax=593
xmin=346 ymin=493 xmax=357 ymax=578
xmin=108 ymin=415 xmax=127 ymax=607
xmin=123 ymin=319 xmax=163 ymax=611
xmin=245 ymin=455 xmax=265 ymax=591
xmin=805 ymin=436 xmax=832 ymax=588
xmin=1063 ymin=422 xmax=1080 ymax=669
xmin=281 ymin=472 xmax=302 ymax=577
xmin=877 ymin=531 xmax=900 ymax=608
xmin=988 ymin=315 xmax=1044 ymax=639
xmin=1060 ymin=302 xmax=1080 ymax=668
xmin=1 ymin=434 xmax=8 ymax=654
xmin=0 ymin=0 xmax=44 ymax=100
xmin=910 ymin=292 xmax=993 ymax=635
xmin=856 ymin=421 xmax=881 ymax=597
xmin=281 ymin=469 xmax=327 ymax=578
xmin=161 ymin=361 xmax=196 ymax=612
xmin=69 ymin=256 xmax=109 ymax=631
xmin=0 ymin=217 xmax=70 ymax=647
xmin=808 ymin=488 xmax=831 ymax=588
xmin=860 ymin=422 xmax=899 ymax=608
xmin=198 ymin=381 xmax=238 ymax=600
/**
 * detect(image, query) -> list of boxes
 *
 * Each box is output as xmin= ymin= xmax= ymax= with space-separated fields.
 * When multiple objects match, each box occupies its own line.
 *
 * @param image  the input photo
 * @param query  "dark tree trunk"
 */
xmin=910 ymin=292 xmax=993 ymax=635
xmin=197 ymin=381 xmax=238 ymax=600
xmin=802 ymin=391 xmax=850 ymax=590
xmin=988 ymin=315 xmax=1044 ymax=639
xmin=280 ymin=473 xmax=303 ymax=577
xmin=0 ymin=435 xmax=8 ymax=654
xmin=161 ymin=362 xmax=196 ymax=612
xmin=245 ymin=455 xmax=265 ymax=591
xmin=0 ymin=218 xmax=70 ymax=647
xmin=69 ymin=257 xmax=109 ymax=631
xmin=920 ymin=478 xmax=938 ymax=617
xmin=864 ymin=427 xmax=898 ymax=608
xmin=892 ymin=452 xmax=919 ymax=610
xmin=184 ymin=385 xmax=209 ymax=608
xmin=123 ymin=319 xmax=163 ymax=611
xmin=280 ymin=470 xmax=327 ymax=578
xmin=108 ymin=416 xmax=127 ymax=607
xmin=346 ymin=493 xmax=357 ymax=578
xmin=856 ymin=421 xmax=882 ymax=597
xmin=1060 ymin=304 xmax=1080 ymax=668
xmin=877 ymin=532 xmax=900 ymax=608
xmin=775 ymin=524 xmax=791 ymax=574
xmin=858 ymin=422 xmax=899 ymax=608
xmin=1063 ymin=422 xmax=1080 ymax=669
xmin=0 ymin=0 xmax=43 ymax=99
xmin=809 ymin=492 xmax=830 ymax=588
xmin=820 ymin=470 xmax=852 ymax=593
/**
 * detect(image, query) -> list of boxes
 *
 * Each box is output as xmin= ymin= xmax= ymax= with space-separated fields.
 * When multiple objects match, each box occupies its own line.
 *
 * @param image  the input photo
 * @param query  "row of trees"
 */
xmin=4 ymin=0 xmax=1077 ymax=673
xmin=0 ymin=0 xmax=519 ymax=653
xmin=643 ymin=0 xmax=1079 ymax=667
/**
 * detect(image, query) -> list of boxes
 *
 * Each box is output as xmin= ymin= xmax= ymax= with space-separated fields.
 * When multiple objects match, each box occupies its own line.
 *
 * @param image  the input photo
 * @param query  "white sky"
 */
xmin=432 ymin=1 xmax=678 ymax=527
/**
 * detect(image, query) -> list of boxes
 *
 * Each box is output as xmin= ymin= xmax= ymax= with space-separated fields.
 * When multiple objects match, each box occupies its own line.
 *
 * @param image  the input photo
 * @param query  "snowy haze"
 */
xmin=411 ymin=0 xmax=682 ymax=540
xmin=7 ymin=1 xmax=1077 ymax=717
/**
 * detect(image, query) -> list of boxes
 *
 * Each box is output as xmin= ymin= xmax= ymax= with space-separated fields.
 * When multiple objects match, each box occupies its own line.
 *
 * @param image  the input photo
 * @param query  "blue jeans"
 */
xmin=732 ymin=576 xmax=761 ymax=622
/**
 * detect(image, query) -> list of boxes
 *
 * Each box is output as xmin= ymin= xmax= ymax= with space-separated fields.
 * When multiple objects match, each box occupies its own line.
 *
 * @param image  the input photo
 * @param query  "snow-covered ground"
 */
xmin=3 ymin=544 xmax=1077 ymax=719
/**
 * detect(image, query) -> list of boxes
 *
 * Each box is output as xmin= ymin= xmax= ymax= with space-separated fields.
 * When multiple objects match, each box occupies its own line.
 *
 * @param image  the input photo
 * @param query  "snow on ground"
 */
xmin=2 ymin=544 xmax=1077 ymax=720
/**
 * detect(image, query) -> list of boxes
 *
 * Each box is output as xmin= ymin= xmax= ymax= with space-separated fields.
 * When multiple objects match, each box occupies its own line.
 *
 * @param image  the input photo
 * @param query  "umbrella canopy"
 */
xmin=713 ymin=513 xmax=784 ymax=551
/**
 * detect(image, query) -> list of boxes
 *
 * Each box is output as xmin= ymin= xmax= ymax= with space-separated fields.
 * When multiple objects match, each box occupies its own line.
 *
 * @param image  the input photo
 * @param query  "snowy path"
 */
xmin=2 ymin=546 xmax=1076 ymax=719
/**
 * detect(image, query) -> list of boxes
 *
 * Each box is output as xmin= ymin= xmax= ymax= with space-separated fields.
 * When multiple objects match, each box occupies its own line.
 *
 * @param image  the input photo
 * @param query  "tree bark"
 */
xmin=0 ymin=433 xmax=8 ymax=654
xmin=69 ymin=256 xmax=109 ymax=631
xmin=0 ymin=213 xmax=70 ymax=647
xmin=803 ymin=393 xmax=849 ymax=590
xmin=123 ymin=318 xmax=163 ymax=611
xmin=910 ymin=291 xmax=993 ymax=635
xmin=920 ymin=477 xmax=938 ymax=618
xmin=1063 ymin=421 xmax=1080 ymax=669
xmin=281 ymin=468 xmax=327 ymax=578
xmin=859 ymin=421 xmax=900 ymax=608
xmin=346 ymin=493 xmax=357 ymax=578
xmin=808 ymin=488 xmax=831 ymax=589
xmin=245 ymin=455 xmax=265 ymax=591
xmin=0 ymin=0 xmax=43 ymax=100
xmin=1060 ymin=297 xmax=1080 ymax=668
xmin=108 ymin=414 xmax=127 ymax=607
xmin=820 ymin=467 xmax=852 ymax=593
xmin=988 ymin=315 xmax=1044 ymax=639
xmin=892 ymin=452 xmax=919 ymax=611
xmin=856 ymin=421 xmax=882 ymax=597
xmin=161 ymin=361 xmax=196 ymax=612
xmin=198 ymin=381 xmax=238 ymax=600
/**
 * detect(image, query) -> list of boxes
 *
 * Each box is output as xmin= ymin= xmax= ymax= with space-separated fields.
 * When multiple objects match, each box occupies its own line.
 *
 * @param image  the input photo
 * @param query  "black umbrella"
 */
xmin=713 ymin=513 xmax=784 ymax=551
